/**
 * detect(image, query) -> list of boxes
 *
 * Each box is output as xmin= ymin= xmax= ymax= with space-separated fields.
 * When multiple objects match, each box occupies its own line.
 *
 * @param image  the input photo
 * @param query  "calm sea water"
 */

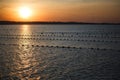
xmin=0 ymin=24 xmax=120 ymax=80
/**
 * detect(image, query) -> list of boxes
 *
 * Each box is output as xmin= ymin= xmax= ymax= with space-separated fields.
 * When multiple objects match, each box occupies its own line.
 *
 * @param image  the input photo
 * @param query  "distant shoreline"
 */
xmin=0 ymin=21 xmax=120 ymax=25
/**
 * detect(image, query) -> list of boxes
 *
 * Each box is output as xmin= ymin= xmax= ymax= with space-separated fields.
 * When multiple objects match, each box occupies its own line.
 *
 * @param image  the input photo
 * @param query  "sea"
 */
xmin=0 ymin=24 xmax=120 ymax=80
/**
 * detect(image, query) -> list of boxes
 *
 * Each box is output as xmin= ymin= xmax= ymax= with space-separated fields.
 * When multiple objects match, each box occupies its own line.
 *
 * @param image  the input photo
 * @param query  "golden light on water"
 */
xmin=22 ymin=25 xmax=29 ymax=31
xmin=15 ymin=25 xmax=40 ymax=79
xmin=21 ymin=25 xmax=30 ymax=34
xmin=19 ymin=25 xmax=31 ymax=45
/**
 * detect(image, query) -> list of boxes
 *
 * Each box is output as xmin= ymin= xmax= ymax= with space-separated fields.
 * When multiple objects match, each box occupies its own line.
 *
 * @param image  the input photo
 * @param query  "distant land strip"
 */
xmin=0 ymin=21 xmax=120 ymax=25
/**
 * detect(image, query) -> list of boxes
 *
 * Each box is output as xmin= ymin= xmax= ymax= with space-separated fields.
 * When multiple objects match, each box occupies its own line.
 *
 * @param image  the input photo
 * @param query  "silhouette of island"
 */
xmin=0 ymin=21 xmax=120 ymax=25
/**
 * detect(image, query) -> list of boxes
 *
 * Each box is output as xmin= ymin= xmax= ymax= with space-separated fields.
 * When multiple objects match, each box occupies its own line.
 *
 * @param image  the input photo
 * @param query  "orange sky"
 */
xmin=0 ymin=0 xmax=120 ymax=23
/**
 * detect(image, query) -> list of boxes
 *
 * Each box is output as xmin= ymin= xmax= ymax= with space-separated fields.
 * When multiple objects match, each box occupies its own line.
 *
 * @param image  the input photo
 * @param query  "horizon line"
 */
xmin=0 ymin=21 xmax=120 ymax=25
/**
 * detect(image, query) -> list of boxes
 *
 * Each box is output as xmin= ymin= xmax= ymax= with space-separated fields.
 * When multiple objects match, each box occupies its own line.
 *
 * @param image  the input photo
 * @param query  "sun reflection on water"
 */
xmin=19 ymin=25 xmax=31 ymax=45
xmin=15 ymin=25 xmax=40 ymax=79
xmin=21 ymin=25 xmax=30 ymax=35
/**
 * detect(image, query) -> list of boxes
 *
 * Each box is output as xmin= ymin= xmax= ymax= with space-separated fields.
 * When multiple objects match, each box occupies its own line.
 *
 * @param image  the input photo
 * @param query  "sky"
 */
xmin=0 ymin=0 xmax=120 ymax=23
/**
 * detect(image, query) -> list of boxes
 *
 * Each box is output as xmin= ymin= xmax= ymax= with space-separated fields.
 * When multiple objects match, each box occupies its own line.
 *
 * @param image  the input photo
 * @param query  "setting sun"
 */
xmin=18 ymin=7 xmax=32 ymax=19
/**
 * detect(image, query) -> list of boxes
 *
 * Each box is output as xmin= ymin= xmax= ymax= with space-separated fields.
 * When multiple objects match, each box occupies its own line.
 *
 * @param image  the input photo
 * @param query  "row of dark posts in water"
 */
xmin=0 ymin=34 xmax=120 ymax=38
xmin=0 ymin=43 xmax=120 ymax=52
xmin=0 ymin=30 xmax=119 ymax=34
xmin=0 ymin=36 xmax=119 ymax=43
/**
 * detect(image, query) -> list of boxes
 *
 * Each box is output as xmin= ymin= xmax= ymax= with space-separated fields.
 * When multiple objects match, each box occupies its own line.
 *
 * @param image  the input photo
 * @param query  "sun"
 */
xmin=18 ymin=7 xmax=32 ymax=19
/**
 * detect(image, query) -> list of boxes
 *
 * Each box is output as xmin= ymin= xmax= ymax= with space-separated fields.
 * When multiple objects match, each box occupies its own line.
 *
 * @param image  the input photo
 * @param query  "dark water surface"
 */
xmin=0 ymin=24 xmax=120 ymax=80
